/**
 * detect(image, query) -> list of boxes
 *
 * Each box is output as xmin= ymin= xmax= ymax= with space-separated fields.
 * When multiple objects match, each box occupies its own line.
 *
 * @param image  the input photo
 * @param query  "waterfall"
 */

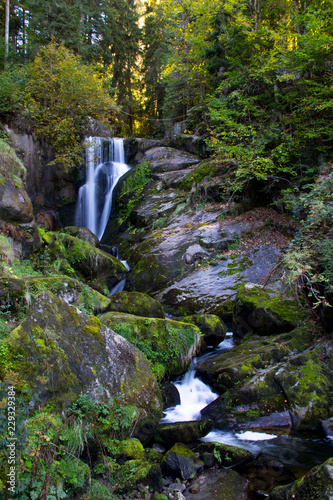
xmin=75 ymin=137 xmax=130 ymax=241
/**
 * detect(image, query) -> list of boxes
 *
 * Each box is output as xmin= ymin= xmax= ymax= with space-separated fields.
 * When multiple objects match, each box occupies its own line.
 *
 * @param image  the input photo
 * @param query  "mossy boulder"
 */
xmin=181 ymin=314 xmax=227 ymax=346
xmin=117 ymin=459 xmax=162 ymax=492
xmin=1 ymin=291 xmax=162 ymax=442
xmin=194 ymin=442 xmax=253 ymax=468
xmin=268 ymin=457 xmax=333 ymax=500
xmin=233 ymin=284 xmax=303 ymax=337
xmin=162 ymin=443 xmax=204 ymax=480
xmin=63 ymin=226 xmax=100 ymax=247
xmin=38 ymin=231 xmax=128 ymax=292
xmin=104 ymin=290 xmax=165 ymax=318
xmin=111 ymin=438 xmax=146 ymax=461
xmin=99 ymin=311 xmax=204 ymax=379
xmin=183 ymin=468 xmax=251 ymax=500
xmin=198 ymin=327 xmax=333 ymax=431
xmin=154 ymin=420 xmax=214 ymax=446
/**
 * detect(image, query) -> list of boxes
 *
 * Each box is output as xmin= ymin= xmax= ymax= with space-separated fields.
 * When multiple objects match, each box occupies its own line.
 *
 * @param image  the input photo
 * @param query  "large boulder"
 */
xmin=99 ymin=311 xmax=204 ymax=379
xmin=184 ymin=468 xmax=251 ymax=500
xmin=182 ymin=314 xmax=228 ymax=346
xmin=103 ymin=290 xmax=165 ymax=318
xmin=162 ymin=443 xmax=204 ymax=480
xmin=141 ymin=147 xmax=200 ymax=172
xmin=268 ymin=457 xmax=333 ymax=500
xmin=198 ymin=328 xmax=333 ymax=432
xmin=154 ymin=420 xmax=214 ymax=446
xmin=233 ymin=283 xmax=303 ymax=337
xmin=1 ymin=292 xmax=163 ymax=443
xmin=38 ymin=231 xmax=128 ymax=292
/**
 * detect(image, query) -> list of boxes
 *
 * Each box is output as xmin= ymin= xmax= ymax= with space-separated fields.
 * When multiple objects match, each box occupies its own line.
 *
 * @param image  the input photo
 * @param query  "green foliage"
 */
xmin=26 ymin=42 xmax=116 ymax=170
xmin=118 ymin=161 xmax=153 ymax=223
xmin=283 ymin=167 xmax=333 ymax=306
xmin=0 ymin=64 xmax=27 ymax=116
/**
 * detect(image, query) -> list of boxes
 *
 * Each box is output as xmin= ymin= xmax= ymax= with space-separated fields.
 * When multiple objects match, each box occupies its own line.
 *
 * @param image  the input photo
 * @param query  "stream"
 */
xmin=162 ymin=333 xmax=333 ymax=476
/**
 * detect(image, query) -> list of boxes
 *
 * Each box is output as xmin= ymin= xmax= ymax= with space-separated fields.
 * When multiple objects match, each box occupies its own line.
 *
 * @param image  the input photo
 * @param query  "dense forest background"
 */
xmin=1 ymin=0 xmax=333 ymax=300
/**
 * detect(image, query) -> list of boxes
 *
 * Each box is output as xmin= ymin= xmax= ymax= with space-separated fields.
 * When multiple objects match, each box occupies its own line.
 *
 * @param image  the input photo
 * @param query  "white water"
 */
xmin=162 ymin=333 xmax=234 ymax=423
xmin=75 ymin=137 xmax=130 ymax=241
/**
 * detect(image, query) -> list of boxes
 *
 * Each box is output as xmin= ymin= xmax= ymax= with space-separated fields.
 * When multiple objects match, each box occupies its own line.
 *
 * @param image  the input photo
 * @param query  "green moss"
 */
xmin=0 ymin=138 xmax=26 ymax=189
xmin=99 ymin=312 xmax=201 ymax=379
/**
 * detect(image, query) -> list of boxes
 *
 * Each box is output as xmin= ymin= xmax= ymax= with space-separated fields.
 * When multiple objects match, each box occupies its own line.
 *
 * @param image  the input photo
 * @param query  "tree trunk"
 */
xmin=5 ymin=0 xmax=10 ymax=59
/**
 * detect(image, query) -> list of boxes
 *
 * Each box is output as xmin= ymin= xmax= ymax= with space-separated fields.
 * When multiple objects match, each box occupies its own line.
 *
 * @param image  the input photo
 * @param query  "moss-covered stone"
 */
xmin=36 ymin=231 xmax=128 ymax=292
xmin=117 ymin=459 xmax=162 ymax=492
xmin=269 ymin=457 xmax=333 ymax=500
xmin=194 ymin=442 xmax=253 ymax=468
xmin=112 ymin=438 xmax=146 ymax=461
xmin=0 ymin=291 xmax=162 ymax=442
xmin=104 ymin=290 xmax=165 ymax=318
xmin=154 ymin=420 xmax=213 ymax=446
xmin=63 ymin=226 xmax=100 ymax=247
xmin=99 ymin=311 xmax=204 ymax=379
xmin=162 ymin=443 xmax=204 ymax=480
xmin=181 ymin=314 xmax=227 ymax=346
xmin=233 ymin=284 xmax=305 ymax=337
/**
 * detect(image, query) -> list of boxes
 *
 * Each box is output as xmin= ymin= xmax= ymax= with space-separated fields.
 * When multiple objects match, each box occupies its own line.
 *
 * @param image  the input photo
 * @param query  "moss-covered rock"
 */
xmin=99 ymin=311 xmax=204 ymax=379
xmin=104 ymin=290 xmax=165 ymax=318
xmin=111 ymin=438 xmax=146 ymax=461
xmin=194 ymin=442 xmax=253 ymax=468
xmin=63 ymin=226 xmax=100 ymax=247
xmin=1 ymin=291 xmax=162 ymax=442
xmin=198 ymin=327 xmax=333 ymax=431
xmin=154 ymin=420 xmax=213 ymax=446
xmin=181 ymin=314 xmax=227 ymax=346
xmin=117 ymin=459 xmax=162 ymax=492
xmin=268 ymin=457 xmax=333 ymax=500
xmin=233 ymin=284 xmax=304 ymax=337
xmin=162 ymin=442 xmax=204 ymax=480
xmin=37 ymin=231 xmax=128 ymax=292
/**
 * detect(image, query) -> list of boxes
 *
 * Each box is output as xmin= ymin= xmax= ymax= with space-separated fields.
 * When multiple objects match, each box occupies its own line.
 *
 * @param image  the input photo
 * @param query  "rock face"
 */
xmin=99 ymin=311 xmax=204 ymax=379
xmin=2 ymin=292 xmax=163 ymax=443
xmin=104 ymin=290 xmax=165 ymax=318
xmin=268 ymin=457 xmax=333 ymax=500
xmin=141 ymin=146 xmax=201 ymax=172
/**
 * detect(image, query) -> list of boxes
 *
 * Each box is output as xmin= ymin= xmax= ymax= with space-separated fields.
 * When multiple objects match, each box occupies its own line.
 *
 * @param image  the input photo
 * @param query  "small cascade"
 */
xmin=75 ymin=137 xmax=130 ymax=241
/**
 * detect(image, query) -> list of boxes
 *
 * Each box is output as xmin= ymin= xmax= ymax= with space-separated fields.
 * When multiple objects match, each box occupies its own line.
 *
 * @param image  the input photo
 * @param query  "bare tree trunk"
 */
xmin=5 ymin=0 xmax=10 ymax=60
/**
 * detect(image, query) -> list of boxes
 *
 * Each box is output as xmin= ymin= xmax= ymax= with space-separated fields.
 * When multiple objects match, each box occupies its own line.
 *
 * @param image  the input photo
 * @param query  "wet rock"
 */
xmin=131 ymin=188 xmax=186 ymax=227
xmin=194 ymin=442 xmax=253 ymax=468
xmin=154 ymin=420 xmax=214 ymax=446
xmin=99 ymin=311 xmax=204 ymax=379
xmin=184 ymin=468 xmax=251 ymax=499
xmin=320 ymin=417 xmax=333 ymax=440
xmin=237 ymin=454 xmax=295 ymax=494
xmin=2 ymin=291 xmax=163 ymax=443
xmin=103 ymin=290 xmax=165 ymax=318
xmin=141 ymin=147 xmax=200 ymax=172
xmin=268 ymin=457 xmax=333 ymax=500
xmin=161 ymin=382 xmax=181 ymax=410
xmin=162 ymin=443 xmax=204 ymax=480
xmin=181 ymin=314 xmax=227 ymax=346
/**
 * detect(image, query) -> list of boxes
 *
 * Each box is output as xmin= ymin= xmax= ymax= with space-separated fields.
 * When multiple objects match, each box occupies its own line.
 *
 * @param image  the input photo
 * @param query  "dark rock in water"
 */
xmin=162 ymin=443 xmax=204 ymax=480
xmin=2 ymin=291 xmax=163 ymax=443
xmin=268 ymin=457 xmax=333 ymax=500
xmin=154 ymin=420 xmax=213 ymax=445
xmin=194 ymin=442 xmax=253 ymax=468
xmin=320 ymin=417 xmax=333 ymax=440
xmin=103 ymin=290 xmax=165 ymax=318
xmin=161 ymin=382 xmax=181 ymax=410
xmin=63 ymin=226 xmax=100 ymax=247
xmin=184 ymin=468 xmax=251 ymax=499
xmin=236 ymin=454 xmax=295 ymax=494
xmin=181 ymin=314 xmax=227 ymax=346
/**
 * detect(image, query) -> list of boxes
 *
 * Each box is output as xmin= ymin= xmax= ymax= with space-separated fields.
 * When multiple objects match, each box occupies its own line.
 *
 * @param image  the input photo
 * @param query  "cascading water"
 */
xmin=75 ymin=137 xmax=130 ymax=241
